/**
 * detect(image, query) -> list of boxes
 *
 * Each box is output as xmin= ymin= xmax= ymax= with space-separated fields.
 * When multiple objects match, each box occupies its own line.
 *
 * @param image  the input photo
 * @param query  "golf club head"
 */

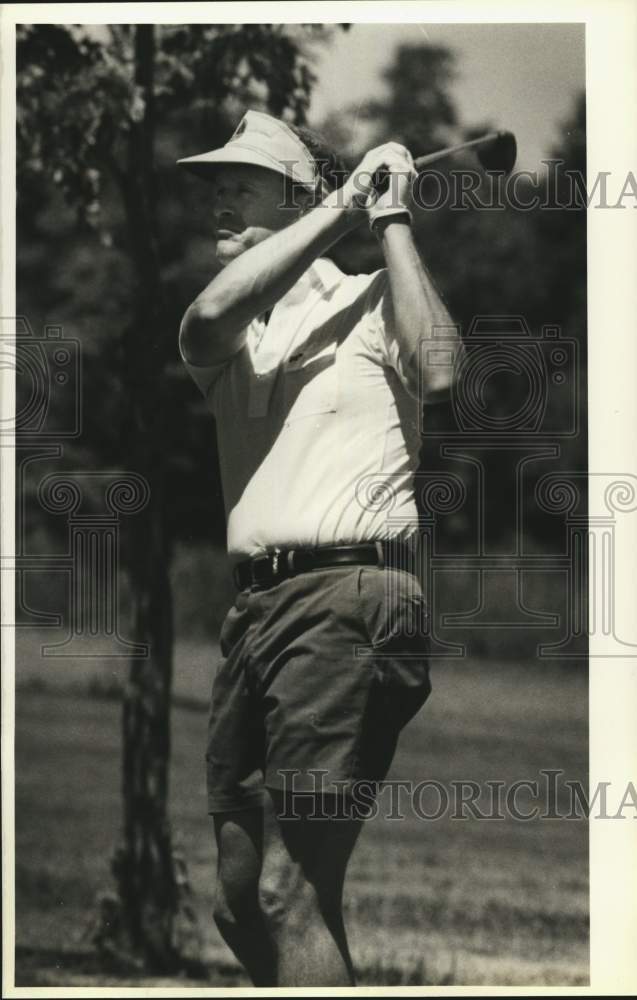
xmin=476 ymin=130 xmax=517 ymax=175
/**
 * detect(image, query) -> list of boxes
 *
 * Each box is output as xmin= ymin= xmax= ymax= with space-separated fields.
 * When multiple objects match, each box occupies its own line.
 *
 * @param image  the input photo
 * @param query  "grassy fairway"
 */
xmin=14 ymin=634 xmax=588 ymax=986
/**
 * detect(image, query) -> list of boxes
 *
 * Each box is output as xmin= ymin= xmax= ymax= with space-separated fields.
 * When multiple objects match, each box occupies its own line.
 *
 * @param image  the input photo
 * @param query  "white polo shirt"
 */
xmin=181 ymin=257 xmax=423 ymax=562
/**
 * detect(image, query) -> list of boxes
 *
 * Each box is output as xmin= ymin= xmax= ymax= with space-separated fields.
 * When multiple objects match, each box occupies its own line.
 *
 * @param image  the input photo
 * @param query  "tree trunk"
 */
xmin=108 ymin=24 xmax=180 ymax=971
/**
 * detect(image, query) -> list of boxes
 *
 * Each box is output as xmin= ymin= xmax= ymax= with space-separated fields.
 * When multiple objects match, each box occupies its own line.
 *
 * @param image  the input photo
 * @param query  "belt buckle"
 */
xmin=271 ymin=548 xmax=281 ymax=577
xmin=250 ymin=554 xmax=270 ymax=588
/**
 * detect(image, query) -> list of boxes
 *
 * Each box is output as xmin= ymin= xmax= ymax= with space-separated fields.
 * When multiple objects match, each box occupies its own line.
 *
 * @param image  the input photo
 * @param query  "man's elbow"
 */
xmin=179 ymin=298 xmax=225 ymax=364
xmin=179 ymin=300 xmax=246 ymax=367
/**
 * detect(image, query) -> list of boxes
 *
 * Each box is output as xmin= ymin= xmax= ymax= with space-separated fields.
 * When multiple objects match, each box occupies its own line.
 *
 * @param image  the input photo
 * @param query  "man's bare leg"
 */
xmin=259 ymin=789 xmax=364 ymax=986
xmin=213 ymin=808 xmax=277 ymax=985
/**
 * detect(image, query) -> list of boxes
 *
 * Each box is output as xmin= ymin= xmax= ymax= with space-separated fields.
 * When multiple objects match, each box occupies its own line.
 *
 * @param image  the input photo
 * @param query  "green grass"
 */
xmin=13 ymin=631 xmax=589 ymax=987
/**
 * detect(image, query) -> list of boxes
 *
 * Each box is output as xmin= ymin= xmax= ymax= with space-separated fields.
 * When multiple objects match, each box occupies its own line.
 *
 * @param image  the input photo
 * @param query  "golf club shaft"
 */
xmin=413 ymin=131 xmax=501 ymax=170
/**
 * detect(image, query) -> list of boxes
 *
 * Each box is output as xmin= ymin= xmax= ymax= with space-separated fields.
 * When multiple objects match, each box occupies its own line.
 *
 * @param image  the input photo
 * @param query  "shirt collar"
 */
xmin=277 ymin=256 xmax=343 ymax=308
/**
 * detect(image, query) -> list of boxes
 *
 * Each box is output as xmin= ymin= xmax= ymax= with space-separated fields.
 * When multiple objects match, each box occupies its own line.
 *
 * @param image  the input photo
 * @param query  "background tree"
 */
xmin=362 ymin=43 xmax=458 ymax=153
xmin=16 ymin=21 xmax=338 ymax=970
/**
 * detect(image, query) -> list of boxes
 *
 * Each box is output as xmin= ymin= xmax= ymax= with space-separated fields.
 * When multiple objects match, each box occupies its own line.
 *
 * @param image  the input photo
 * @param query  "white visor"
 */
xmin=177 ymin=109 xmax=330 ymax=197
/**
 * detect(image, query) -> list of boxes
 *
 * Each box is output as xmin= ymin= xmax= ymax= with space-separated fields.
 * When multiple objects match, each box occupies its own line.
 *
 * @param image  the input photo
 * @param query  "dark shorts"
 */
xmin=206 ymin=564 xmax=432 ymax=813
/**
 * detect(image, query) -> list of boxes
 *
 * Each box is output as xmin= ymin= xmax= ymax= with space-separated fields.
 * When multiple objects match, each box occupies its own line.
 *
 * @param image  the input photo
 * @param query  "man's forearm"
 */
xmin=377 ymin=219 xmax=464 ymax=401
xmin=182 ymin=198 xmax=360 ymax=365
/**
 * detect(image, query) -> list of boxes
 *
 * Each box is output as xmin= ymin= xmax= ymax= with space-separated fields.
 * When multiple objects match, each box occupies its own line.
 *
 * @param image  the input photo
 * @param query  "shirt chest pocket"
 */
xmin=283 ymin=340 xmax=339 ymax=425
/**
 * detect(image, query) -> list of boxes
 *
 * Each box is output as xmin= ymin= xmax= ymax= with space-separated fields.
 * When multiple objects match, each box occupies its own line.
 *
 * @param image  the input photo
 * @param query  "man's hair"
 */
xmin=287 ymin=123 xmax=348 ymax=192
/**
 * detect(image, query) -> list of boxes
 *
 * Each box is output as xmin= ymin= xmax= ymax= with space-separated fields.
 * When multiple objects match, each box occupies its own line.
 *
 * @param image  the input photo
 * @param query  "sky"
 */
xmin=307 ymin=23 xmax=585 ymax=172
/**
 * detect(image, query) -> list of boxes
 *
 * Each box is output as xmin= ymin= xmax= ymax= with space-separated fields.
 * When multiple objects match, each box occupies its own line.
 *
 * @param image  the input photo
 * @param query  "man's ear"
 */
xmin=296 ymin=186 xmax=316 ymax=216
xmin=282 ymin=180 xmax=308 ymax=216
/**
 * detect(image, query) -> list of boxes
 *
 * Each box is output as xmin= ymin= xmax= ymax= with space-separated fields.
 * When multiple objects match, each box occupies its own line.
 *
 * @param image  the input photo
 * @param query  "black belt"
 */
xmin=233 ymin=540 xmax=416 ymax=591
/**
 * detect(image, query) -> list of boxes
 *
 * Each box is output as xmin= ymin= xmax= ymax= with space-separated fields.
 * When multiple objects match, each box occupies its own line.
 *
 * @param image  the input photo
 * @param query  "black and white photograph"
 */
xmin=1 ymin=2 xmax=636 ymax=994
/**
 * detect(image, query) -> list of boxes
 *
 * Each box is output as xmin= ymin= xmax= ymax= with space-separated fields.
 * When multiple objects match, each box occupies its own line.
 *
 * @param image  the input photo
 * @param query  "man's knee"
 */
xmin=257 ymin=871 xmax=288 ymax=932
xmin=258 ymin=865 xmax=311 ymax=935
xmin=258 ymin=855 xmax=341 ymax=937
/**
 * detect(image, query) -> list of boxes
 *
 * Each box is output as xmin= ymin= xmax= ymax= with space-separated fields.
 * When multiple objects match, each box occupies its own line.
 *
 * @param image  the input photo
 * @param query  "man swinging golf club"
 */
xmin=178 ymin=110 xmax=465 ymax=987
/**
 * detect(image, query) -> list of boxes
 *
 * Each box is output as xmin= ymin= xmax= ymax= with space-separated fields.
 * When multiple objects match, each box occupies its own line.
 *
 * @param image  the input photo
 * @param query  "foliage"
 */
xmin=17 ymin=24 xmax=324 ymax=227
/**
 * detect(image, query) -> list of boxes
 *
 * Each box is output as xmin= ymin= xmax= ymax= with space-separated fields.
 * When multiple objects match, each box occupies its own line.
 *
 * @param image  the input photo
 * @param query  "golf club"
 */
xmin=413 ymin=130 xmax=517 ymax=175
xmin=371 ymin=130 xmax=517 ymax=197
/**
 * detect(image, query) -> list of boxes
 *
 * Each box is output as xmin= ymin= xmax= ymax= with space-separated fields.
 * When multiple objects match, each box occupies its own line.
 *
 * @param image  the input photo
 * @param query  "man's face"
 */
xmin=210 ymin=164 xmax=305 ymax=267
